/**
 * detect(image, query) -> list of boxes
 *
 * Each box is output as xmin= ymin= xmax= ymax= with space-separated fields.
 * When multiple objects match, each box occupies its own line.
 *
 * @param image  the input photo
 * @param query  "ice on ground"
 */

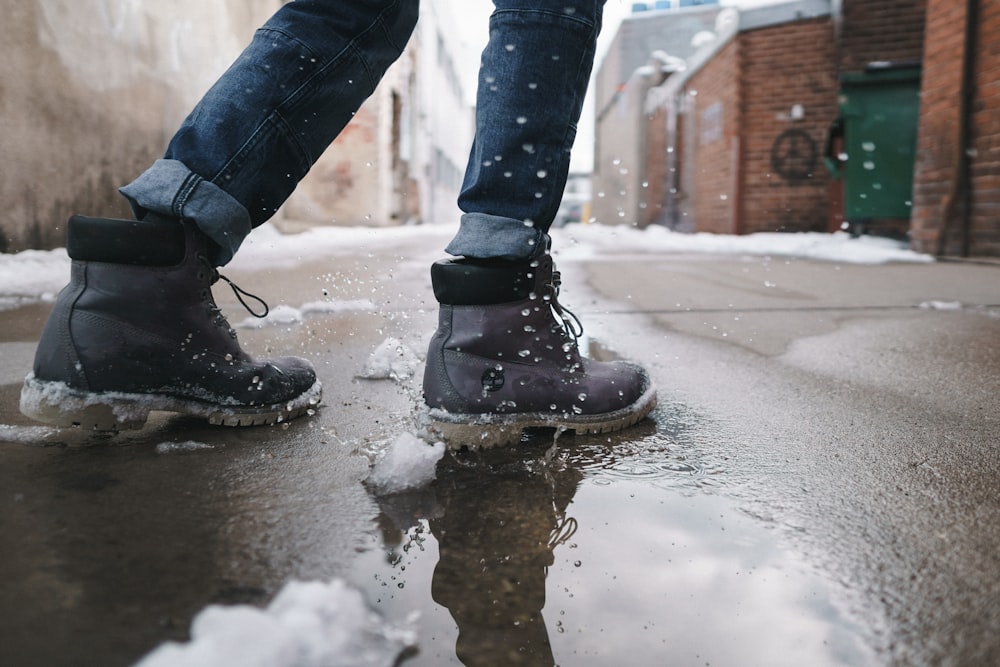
xmin=366 ymin=432 xmax=445 ymax=496
xmin=155 ymin=441 xmax=216 ymax=454
xmin=135 ymin=579 xmax=416 ymax=667
xmin=235 ymin=300 xmax=377 ymax=329
xmin=357 ymin=337 xmax=421 ymax=381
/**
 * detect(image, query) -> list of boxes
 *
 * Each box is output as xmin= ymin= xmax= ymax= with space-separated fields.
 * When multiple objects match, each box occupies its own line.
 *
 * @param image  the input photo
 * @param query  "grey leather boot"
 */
xmin=20 ymin=215 xmax=321 ymax=431
xmin=423 ymin=248 xmax=656 ymax=448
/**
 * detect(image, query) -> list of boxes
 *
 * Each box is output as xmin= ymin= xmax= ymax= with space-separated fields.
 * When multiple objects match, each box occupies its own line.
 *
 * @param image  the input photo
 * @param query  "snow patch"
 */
xmin=135 ymin=579 xmax=416 ymax=667
xmin=235 ymin=300 xmax=377 ymax=329
xmin=366 ymin=433 xmax=445 ymax=496
xmin=0 ymin=225 xmax=934 ymax=311
xmin=357 ymin=338 xmax=421 ymax=381
xmin=0 ymin=424 xmax=61 ymax=444
xmin=555 ymin=225 xmax=934 ymax=265
xmin=0 ymin=248 xmax=69 ymax=310
xmin=919 ymin=300 xmax=963 ymax=311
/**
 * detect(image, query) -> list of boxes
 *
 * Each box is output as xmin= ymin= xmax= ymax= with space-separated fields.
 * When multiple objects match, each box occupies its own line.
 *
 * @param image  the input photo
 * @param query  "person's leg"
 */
xmin=21 ymin=0 xmax=419 ymax=431
xmin=123 ymin=0 xmax=419 ymax=266
xmin=423 ymin=0 xmax=657 ymax=447
xmin=447 ymin=0 xmax=602 ymax=260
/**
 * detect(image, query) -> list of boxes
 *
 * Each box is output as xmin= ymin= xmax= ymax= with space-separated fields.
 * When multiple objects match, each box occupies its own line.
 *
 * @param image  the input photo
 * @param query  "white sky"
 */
xmin=445 ymin=0 xmax=794 ymax=171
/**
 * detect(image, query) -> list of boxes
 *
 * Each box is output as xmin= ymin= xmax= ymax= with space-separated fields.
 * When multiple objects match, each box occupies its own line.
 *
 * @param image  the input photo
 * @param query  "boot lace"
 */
xmin=545 ymin=269 xmax=583 ymax=346
xmin=196 ymin=254 xmax=269 ymax=335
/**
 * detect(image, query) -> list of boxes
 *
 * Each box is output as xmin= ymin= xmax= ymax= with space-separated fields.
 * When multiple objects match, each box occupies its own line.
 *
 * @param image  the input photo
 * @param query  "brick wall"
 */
xmin=686 ymin=41 xmax=741 ymax=234
xmin=839 ymin=0 xmax=928 ymax=72
xmin=912 ymin=0 xmax=1000 ymax=256
xmin=672 ymin=16 xmax=837 ymax=235
xmin=740 ymin=17 xmax=838 ymax=234
xmin=967 ymin=0 xmax=1000 ymax=256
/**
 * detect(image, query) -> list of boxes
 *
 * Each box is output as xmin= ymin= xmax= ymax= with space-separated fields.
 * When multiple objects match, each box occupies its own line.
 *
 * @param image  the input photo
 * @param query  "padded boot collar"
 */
xmin=67 ymin=215 xmax=186 ymax=266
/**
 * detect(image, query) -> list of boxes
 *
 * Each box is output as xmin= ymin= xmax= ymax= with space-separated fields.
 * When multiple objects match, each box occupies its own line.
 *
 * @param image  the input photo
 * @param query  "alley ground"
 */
xmin=1 ymin=225 xmax=998 ymax=666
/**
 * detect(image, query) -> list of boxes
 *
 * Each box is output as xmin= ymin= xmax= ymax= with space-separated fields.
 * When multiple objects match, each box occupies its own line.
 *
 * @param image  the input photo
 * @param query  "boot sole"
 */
xmin=427 ymin=383 xmax=658 ymax=450
xmin=19 ymin=373 xmax=322 ymax=432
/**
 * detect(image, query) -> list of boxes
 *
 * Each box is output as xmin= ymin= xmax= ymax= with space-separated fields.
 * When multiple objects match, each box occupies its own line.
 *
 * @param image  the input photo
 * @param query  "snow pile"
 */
xmin=136 ymin=579 xmax=416 ymax=667
xmin=357 ymin=338 xmax=421 ymax=381
xmin=0 ymin=248 xmax=69 ymax=310
xmin=555 ymin=225 xmax=934 ymax=265
xmin=366 ymin=433 xmax=445 ymax=496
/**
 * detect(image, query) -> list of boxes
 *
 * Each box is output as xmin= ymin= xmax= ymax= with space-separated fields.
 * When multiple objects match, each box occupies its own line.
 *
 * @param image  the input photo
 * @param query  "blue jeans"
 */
xmin=120 ymin=0 xmax=603 ymax=266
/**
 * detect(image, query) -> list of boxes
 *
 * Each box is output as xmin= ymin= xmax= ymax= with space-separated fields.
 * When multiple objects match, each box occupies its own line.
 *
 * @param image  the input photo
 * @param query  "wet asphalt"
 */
xmin=1 ymin=226 xmax=998 ymax=666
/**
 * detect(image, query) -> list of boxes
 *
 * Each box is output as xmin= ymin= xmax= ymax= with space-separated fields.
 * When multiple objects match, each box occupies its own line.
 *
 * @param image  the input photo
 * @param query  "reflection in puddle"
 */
xmin=350 ymin=405 xmax=875 ymax=666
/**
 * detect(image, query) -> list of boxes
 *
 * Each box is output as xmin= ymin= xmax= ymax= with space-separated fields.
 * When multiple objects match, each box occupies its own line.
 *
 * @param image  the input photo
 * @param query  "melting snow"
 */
xmin=135 ymin=579 xmax=416 ymax=667
xmin=155 ymin=441 xmax=216 ymax=454
xmin=366 ymin=432 xmax=445 ymax=496
xmin=357 ymin=337 xmax=421 ymax=381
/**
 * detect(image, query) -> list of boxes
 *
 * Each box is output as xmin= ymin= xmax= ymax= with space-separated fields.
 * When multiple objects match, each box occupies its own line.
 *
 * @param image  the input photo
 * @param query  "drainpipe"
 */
xmin=937 ymin=0 xmax=977 ymax=257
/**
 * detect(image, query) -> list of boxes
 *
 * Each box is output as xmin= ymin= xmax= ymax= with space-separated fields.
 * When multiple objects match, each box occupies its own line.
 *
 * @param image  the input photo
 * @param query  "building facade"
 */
xmin=611 ymin=1 xmax=837 ymax=234
xmin=597 ymin=0 xmax=1000 ymax=258
xmin=0 ymin=1 xmax=474 ymax=253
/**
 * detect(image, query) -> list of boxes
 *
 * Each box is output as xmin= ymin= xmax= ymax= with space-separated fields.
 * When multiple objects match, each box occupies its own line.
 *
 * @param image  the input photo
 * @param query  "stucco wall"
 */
xmin=0 ymin=0 xmax=280 ymax=253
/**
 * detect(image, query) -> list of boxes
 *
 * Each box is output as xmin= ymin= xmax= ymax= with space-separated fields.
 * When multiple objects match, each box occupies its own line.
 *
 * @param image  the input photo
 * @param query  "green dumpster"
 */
xmin=825 ymin=64 xmax=922 ymax=228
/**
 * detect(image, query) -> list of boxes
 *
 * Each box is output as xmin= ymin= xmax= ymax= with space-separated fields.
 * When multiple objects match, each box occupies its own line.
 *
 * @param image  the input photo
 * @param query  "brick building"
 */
xmin=640 ymin=0 xmax=837 ymax=234
xmin=600 ymin=0 xmax=1000 ymax=258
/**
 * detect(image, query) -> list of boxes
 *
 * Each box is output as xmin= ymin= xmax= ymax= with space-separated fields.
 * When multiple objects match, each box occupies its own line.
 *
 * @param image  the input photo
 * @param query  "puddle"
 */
xmin=349 ymin=406 xmax=876 ymax=666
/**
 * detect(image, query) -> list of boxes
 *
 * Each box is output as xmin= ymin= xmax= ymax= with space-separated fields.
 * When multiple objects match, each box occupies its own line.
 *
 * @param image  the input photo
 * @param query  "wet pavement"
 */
xmin=2 ymin=226 xmax=999 ymax=666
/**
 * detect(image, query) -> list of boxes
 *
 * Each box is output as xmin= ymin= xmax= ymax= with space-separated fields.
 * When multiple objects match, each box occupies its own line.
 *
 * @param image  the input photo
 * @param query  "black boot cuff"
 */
xmin=67 ymin=215 xmax=186 ymax=266
xmin=431 ymin=257 xmax=535 ymax=305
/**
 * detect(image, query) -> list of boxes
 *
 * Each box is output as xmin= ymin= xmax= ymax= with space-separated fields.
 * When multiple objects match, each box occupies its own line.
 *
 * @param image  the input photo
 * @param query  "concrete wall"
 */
xmin=1 ymin=0 xmax=474 ymax=250
xmin=0 ymin=0 xmax=280 ymax=253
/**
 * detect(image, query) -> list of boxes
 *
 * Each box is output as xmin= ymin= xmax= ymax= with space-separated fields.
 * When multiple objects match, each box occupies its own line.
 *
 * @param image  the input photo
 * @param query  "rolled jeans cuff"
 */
xmin=119 ymin=159 xmax=251 ymax=266
xmin=444 ymin=212 xmax=548 ymax=261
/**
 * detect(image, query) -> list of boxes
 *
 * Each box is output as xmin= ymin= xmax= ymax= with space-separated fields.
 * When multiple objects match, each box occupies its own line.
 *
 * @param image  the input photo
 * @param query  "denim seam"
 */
xmin=173 ymin=171 xmax=204 ymax=218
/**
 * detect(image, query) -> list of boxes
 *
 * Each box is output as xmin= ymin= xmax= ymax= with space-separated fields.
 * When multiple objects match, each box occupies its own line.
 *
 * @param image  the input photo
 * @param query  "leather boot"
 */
xmin=423 ymin=247 xmax=656 ymax=448
xmin=19 ymin=215 xmax=321 ymax=431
